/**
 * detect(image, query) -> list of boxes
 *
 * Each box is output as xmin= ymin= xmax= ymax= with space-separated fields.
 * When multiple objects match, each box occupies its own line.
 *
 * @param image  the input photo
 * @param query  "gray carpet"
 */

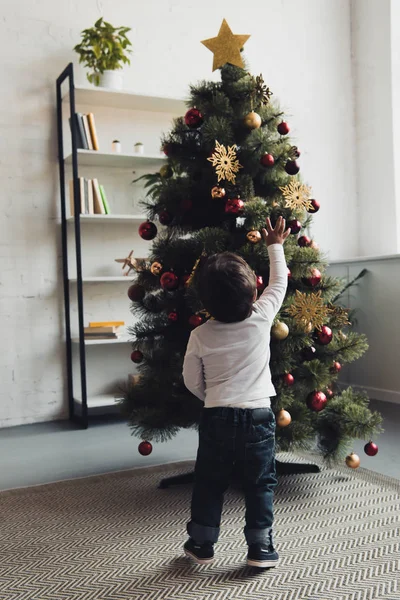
xmin=0 ymin=454 xmax=399 ymax=600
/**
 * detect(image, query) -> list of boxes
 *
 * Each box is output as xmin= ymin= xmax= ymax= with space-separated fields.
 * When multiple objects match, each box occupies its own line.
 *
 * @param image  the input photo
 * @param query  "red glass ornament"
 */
xmin=298 ymin=235 xmax=311 ymax=247
xmin=325 ymin=387 xmax=334 ymax=399
xmin=308 ymin=199 xmax=320 ymax=214
xmin=278 ymin=121 xmax=290 ymax=135
xmin=138 ymin=441 xmax=153 ymax=456
xmin=256 ymin=275 xmax=264 ymax=291
xmin=159 ymin=210 xmax=173 ymax=225
xmin=287 ymin=268 xmax=292 ymax=280
xmin=189 ymin=314 xmax=203 ymax=328
xmin=139 ymin=221 xmax=157 ymax=241
xmin=180 ymin=198 xmax=193 ymax=212
xmin=305 ymin=268 xmax=322 ymax=287
xmin=302 ymin=346 xmax=316 ymax=361
xmin=225 ymin=198 xmax=244 ymax=215
xmin=128 ymin=284 xmax=145 ymax=302
xmin=168 ymin=311 xmax=178 ymax=323
xmin=130 ymin=350 xmax=143 ymax=363
xmin=160 ymin=271 xmax=179 ymax=291
xmin=162 ymin=143 xmax=171 ymax=156
xmin=364 ymin=441 xmax=379 ymax=456
xmin=307 ymin=390 xmax=327 ymax=412
xmin=184 ymin=108 xmax=204 ymax=128
xmin=316 ymin=325 xmax=333 ymax=345
xmin=331 ymin=361 xmax=342 ymax=373
xmin=285 ymin=160 xmax=300 ymax=175
xmin=288 ymin=219 xmax=301 ymax=234
xmin=260 ymin=153 xmax=275 ymax=167
xmin=283 ymin=373 xmax=295 ymax=386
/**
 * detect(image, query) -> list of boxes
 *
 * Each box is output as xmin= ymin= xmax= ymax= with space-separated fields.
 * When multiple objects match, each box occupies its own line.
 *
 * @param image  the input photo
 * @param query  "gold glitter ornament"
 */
xmin=201 ymin=19 xmax=250 ymax=71
xmin=287 ymin=290 xmax=332 ymax=331
xmin=207 ymin=140 xmax=242 ymax=184
xmin=280 ymin=180 xmax=313 ymax=211
xmin=150 ymin=261 xmax=163 ymax=276
xmin=211 ymin=185 xmax=226 ymax=199
xmin=246 ymin=230 xmax=262 ymax=244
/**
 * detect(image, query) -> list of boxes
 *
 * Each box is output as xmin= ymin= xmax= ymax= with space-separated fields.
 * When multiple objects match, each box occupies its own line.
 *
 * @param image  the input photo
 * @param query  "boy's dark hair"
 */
xmin=198 ymin=252 xmax=256 ymax=323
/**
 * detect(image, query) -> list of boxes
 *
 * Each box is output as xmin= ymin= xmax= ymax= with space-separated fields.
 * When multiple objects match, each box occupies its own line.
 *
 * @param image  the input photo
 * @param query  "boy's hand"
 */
xmin=262 ymin=216 xmax=291 ymax=246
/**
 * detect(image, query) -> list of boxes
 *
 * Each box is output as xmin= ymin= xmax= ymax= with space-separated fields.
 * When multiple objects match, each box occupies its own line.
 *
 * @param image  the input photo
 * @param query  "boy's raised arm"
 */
xmin=183 ymin=332 xmax=206 ymax=401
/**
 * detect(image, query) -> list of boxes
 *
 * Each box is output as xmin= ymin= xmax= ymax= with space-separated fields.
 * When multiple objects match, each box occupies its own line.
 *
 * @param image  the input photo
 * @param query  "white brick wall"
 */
xmin=0 ymin=0 xmax=358 ymax=426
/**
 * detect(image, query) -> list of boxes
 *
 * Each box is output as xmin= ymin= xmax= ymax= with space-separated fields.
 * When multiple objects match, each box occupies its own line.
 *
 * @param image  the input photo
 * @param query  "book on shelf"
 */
xmin=69 ymin=178 xmax=85 ymax=215
xmin=89 ymin=321 xmax=125 ymax=328
xmin=87 ymin=113 xmax=99 ymax=151
xmin=76 ymin=113 xmax=89 ymax=150
xmin=92 ymin=179 xmax=106 ymax=214
xmin=87 ymin=179 xmax=94 ymax=214
xmin=84 ymin=333 xmax=119 ymax=340
xmin=99 ymin=184 xmax=110 ymax=214
xmin=82 ymin=114 xmax=93 ymax=151
xmin=84 ymin=326 xmax=121 ymax=334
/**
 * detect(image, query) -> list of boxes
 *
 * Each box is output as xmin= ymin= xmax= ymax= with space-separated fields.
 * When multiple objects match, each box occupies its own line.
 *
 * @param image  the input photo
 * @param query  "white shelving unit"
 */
xmin=58 ymin=66 xmax=183 ymax=426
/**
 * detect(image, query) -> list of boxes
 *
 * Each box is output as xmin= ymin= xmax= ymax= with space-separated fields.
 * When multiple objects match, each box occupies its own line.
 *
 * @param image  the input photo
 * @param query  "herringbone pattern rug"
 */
xmin=1 ymin=454 xmax=399 ymax=600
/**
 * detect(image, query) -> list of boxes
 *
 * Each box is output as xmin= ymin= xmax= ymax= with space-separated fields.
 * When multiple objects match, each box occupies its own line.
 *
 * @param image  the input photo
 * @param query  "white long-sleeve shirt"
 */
xmin=183 ymin=244 xmax=288 ymax=409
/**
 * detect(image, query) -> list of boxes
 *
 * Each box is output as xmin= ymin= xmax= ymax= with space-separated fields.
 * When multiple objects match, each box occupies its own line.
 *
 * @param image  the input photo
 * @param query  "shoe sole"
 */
xmin=184 ymin=549 xmax=214 ymax=565
xmin=247 ymin=558 xmax=279 ymax=568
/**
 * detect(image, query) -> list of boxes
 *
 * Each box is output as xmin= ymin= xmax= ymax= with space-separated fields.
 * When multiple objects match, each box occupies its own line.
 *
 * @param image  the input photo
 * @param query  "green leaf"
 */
xmin=94 ymin=17 xmax=103 ymax=28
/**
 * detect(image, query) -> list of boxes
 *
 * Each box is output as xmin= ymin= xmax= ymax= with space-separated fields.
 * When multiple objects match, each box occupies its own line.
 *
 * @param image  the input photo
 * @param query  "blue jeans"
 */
xmin=187 ymin=406 xmax=277 ymax=546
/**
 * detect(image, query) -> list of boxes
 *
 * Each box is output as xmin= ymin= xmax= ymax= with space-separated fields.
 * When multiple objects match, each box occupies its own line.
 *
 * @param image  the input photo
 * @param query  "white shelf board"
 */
xmin=64 ymin=86 xmax=186 ymax=113
xmin=74 ymin=393 xmax=124 ymax=408
xmin=69 ymin=276 xmax=131 ymax=283
xmin=72 ymin=336 xmax=131 ymax=345
xmin=65 ymin=149 xmax=166 ymax=168
xmin=67 ymin=214 xmax=146 ymax=223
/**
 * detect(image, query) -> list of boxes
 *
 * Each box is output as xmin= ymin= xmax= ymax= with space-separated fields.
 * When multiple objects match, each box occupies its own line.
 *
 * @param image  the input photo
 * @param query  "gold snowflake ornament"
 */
xmin=287 ymin=290 xmax=332 ymax=331
xmin=207 ymin=140 xmax=242 ymax=184
xmin=280 ymin=181 xmax=313 ymax=211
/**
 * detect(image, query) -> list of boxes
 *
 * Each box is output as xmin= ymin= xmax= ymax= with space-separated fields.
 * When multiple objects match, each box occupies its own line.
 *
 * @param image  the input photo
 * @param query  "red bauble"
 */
xmin=160 ymin=271 xmax=179 ymax=291
xmin=325 ymin=387 xmax=334 ymax=399
xmin=256 ymin=275 xmax=264 ymax=291
xmin=162 ymin=143 xmax=171 ymax=156
xmin=287 ymin=268 xmax=292 ymax=280
xmin=138 ymin=441 xmax=153 ymax=456
xmin=316 ymin=325 xmax=333 ymax=345
xmin=307 ymin=390 xmax=327 ymax=412
xmin=285 ymin=160 xmax=300 ymax=175
xmin=305 ymin=268 xmax=322 ymax=287
xmin=288 ymin=219 xmax=301 ymax=234
xmin=180 ymin=198 xmax=193 ymax=212
xmin=364 ymin=441 xmax=379 ymax=456
xmin=302 ymin=346 xmax=316 ymax=361
xmin=139 ymin=221 xmax=157 ymax=241
xmin=130 ymin=350 xmax=143 ymax=363
xmin=283 ymin=373 xmax=295 ymax=386
xmin=189 ymin=314 xmax=203 ymax=328
xmin=260 ymin=153 xmax=275 ymax=167
xmin=184 ymin=108 xmax=203 ymax=128
xmin=225 ymin=198 xmax=244 ymax=215
xmin=159 ymin=210 xmax=173 ymax=225
xmin=278 ymin=121 xmax=290 ymax=135
xmin=308 ymin=199 xmax=320 ymax=214
xmin=128 ymin=284 xmax=145 ymax=302
xmin=168 ymin=311 xmax=178 ymax=323
xmin=331 ymin=361 xmax=342 ymax=373
xmin=298 ymin=235 xmax=311 ymax=247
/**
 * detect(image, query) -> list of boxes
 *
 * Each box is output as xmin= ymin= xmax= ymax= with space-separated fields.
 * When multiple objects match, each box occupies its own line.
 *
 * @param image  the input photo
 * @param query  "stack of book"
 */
xmin=84 ymin=321 xmax=125 ymax=340
xmin=69 ymin=178 xmax=110 ymax=215
xmin=71 ymin=112 xmax=99 ymax=150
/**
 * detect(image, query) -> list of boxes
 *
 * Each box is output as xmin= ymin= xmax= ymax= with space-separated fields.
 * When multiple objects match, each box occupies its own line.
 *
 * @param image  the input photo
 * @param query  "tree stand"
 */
xmin=158 ymin=459 xmax=320 ymax=489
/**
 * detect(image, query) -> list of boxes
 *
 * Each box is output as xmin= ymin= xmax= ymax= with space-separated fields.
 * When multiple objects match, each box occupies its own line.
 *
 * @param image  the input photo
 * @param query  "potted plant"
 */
xmin=74 ymin=18 xmax=132 ymax=90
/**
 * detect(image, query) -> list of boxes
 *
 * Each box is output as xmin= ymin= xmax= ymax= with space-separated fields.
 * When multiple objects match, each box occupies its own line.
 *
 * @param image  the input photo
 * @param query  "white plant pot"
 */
xmin=99 ymin=70 xmax=123 ymax=90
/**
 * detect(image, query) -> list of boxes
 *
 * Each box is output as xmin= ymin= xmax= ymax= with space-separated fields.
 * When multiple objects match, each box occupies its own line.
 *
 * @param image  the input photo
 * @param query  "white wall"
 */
xmin=0 ymin=0 xmax=357 ymax=427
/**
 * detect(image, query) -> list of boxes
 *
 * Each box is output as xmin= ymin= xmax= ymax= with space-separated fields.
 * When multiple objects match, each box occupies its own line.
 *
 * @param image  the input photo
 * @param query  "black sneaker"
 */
xmin=247 ymin=543 xmax=279 ymax=568
xmin=184 ymin=538 xmax=214 ymax=565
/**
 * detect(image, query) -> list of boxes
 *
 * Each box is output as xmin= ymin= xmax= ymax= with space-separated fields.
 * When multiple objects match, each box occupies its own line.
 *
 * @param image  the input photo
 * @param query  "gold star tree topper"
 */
xmin=201 ymin=19 xmax=250 ymax=71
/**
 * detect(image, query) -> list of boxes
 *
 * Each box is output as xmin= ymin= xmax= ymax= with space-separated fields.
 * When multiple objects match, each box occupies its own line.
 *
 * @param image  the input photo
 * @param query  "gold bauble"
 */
xmin=160 ymin=164 xmax=173 ymax=178
xmin=244 ymin=111 xmax=262 ymax=129
xmin=150 ymin=261 xmax=163 ymax=276
xmin=247 ymin=230 xmax=262 ymax=244
xmin=276 ymin=409 xmax=292 ymax=428
xmin=211 ymin=185 xmax=226 ymax=199
xmin=304 ymin=322 xmax=313 ymax=334
xmin=345 ymin=453 xmax=360 ymax=469
xmin=339 ymin=331 xmax=348 ymax=341
xmin=271 ymin=321 xmax=289 ymax=340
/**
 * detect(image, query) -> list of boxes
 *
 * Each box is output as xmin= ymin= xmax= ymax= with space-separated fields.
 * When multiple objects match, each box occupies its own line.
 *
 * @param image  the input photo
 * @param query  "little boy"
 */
xmin=182 ymin=216 xmax=289 ymax=568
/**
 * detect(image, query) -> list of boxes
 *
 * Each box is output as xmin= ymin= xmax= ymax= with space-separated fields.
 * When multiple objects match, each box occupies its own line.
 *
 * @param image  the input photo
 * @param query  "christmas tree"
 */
xmin=123 ymin=20 xmax=382 ymax=467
